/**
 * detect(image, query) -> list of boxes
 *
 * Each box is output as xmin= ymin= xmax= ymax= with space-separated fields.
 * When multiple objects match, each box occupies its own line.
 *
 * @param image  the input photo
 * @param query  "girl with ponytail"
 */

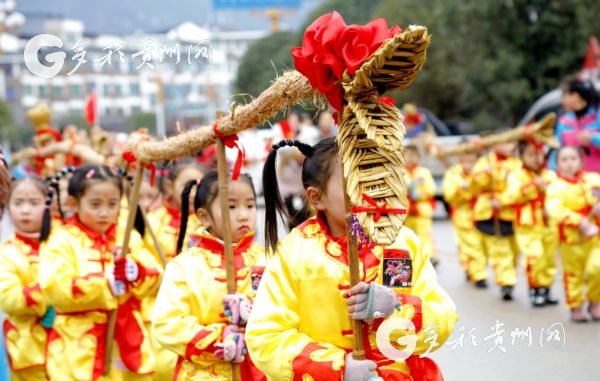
xmin=153 ymin=170 xmax=267 ymax=380
xmin=0 ymin=176 xmax=53 ymax=380
xmin=38 ymin=164 xmax=162 ymax=380
xmin=246 ymin=138 xmax=457 ymax=381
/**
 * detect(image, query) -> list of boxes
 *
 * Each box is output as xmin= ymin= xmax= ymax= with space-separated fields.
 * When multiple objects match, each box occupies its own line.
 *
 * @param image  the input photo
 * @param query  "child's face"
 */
xmin=8 ymin=180 xmax=45 ymax=235
xmin=200 ymin=180 xmax=257 ymax=243
xmin=169 ymin=166 xmax=204 ymax=209
xmin=521 ymin=144 xmax=544 ymax=172
xmin=557 ymin=147 xmax=582 ymax=177
xmin=459 ymin=153 xmax=477 ymax=174
xmin=308 ymin=159 xmax=346 ymax=237
xmin=74 ymin=180 xmax=122 ymax=234
xmin=405 ymin=149 xmax=420 ymax=168
xmin=139 ymin=180 xmax=161 ymax=213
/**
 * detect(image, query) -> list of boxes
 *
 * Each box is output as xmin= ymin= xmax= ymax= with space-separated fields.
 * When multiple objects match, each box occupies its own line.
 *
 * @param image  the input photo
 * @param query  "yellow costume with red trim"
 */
xmin=469 ymin=152 xmax=522 ymax=286
xmin=501 ymin=167 xmax=558 ymax=288
xmin=405 ymin=165 xmax=436 ymax=259
xmin=546 ymin=172 xmax=600 ymax=308
xmin=246 ymin=215 xmax=457 ymax=381
xmin=152 ymin=231 xmax=267 ymax=381
xmin=39 ymin=218 xmax=162 ymax=381
xmin=145 ymin=201 xmax=205 ymax=381
xmin=442 ymin=163 xmax=483 ymax=280
xmin=0 ymin=234 xmax=49 ymax=381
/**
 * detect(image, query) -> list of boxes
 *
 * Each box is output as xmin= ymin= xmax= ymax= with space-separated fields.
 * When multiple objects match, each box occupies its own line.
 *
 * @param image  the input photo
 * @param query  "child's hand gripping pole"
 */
xmin=103 ymin=163 xmax=146 ymax=375
xmin=215 ymin=111 xmax=242 ymax=381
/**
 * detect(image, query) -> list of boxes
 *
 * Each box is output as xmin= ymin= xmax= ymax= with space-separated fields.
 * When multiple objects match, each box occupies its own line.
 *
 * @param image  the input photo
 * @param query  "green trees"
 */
xmin=236 ymin=0 xmax=600 ymax=128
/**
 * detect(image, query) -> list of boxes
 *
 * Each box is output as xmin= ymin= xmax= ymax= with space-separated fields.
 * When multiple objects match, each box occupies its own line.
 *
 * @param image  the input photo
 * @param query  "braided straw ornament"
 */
xmin=337 ymin=25 xmax=431 ymax=246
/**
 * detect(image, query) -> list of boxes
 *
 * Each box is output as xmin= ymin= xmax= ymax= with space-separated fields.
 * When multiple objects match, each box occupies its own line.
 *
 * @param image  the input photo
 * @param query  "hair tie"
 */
xmin=86 ymin=169 xmax=96 ymax=178
xmin=45 ymin=190 xmax=54 ymax=206
xmin=195 ymin=178 xmax=201 ymax=186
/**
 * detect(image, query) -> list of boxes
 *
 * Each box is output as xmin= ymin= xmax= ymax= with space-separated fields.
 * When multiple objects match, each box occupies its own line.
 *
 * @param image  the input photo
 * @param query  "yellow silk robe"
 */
xmin=0 ymin=235 xmax=49 ymax=374
xmin=246 ymin=215 xmax=457 ymax=381
xmin=40 ymin=218 xmax=162 ymax=380
xmin=153 ymin=232 xmax=267 ymax=381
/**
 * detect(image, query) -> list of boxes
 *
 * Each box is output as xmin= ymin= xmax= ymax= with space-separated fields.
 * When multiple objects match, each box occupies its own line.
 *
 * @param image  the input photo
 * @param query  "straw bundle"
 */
xmin=135 ymin=70 xmax=318 ymax=162
xmin=337 ymin=26 xmax=430 ymax=245
xmin=437 ymin=113 xmax=558 ymax=158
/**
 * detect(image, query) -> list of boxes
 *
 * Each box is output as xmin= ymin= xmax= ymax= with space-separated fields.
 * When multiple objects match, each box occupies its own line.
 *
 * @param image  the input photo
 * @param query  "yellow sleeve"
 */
xmin=245 ymin=238 xmax=346 ymax=380
xmin=0 ymin=247 xmax=45 ymax=316
xmin=385 ymin=231 xmax=458 ymax=355
xmin=470 ymin=156 xmax=489 ymax=192
xmin=546 ymin=181 xmax=582 ymax=227
xmin=127 ymin=232 xmax=163 ymax=299
xmin=152 ymin=259 xmax=226 ymax=366
xmin=497 ymin=170 xmax=537 ymax=206
xmin=39 ymin=229 xmax=115 ymax=313
xmin=442 ymin=167 xmax=473 ymax=205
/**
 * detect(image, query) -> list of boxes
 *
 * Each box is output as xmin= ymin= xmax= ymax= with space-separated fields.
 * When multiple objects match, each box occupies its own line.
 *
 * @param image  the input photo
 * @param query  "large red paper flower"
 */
xmin=292 ymin=12 xmax=401 ymax=112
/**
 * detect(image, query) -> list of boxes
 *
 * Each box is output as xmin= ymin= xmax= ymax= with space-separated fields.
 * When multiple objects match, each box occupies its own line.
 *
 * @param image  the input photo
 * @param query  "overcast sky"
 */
xmin=17 ymin=0 xmax=322 ymax=35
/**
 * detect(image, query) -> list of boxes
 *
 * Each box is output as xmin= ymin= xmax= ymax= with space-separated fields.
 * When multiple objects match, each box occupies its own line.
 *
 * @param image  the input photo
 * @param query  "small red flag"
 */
xmin=85 ymin=91 xmax=97 ymax=126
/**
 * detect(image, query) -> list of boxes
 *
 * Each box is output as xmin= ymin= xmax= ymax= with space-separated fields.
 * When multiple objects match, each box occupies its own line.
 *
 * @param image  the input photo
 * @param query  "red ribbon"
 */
xmin=351 ymin=193 xmax=407 ymax=222
xmin=213 ymin=122 xmax=245 ymax=181
xmin=121 ymin=151 xmax=157 ymax=187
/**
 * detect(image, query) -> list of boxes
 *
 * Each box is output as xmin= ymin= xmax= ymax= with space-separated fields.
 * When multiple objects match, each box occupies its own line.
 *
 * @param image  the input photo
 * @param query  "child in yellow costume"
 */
xmin=146 ymin=159 xmax=207 ymax=380
xmin=502 ymin=140 xmax=559 ymax=307
xmin=470 ymin=141 xmax=522 ymax=300
xmin=0 ymin=177 xmax=53 ymax=381
xmin=39 ymin=165 xmax=163 ymax=381
xmin=153 ymin=171 xmax=267 ymax=380
xmin=546 ymin=146 xmax=600 ymax=322
xmin=246 ymin=138 xmax=457 ymax=381
xmin=404 ymin=145 xmax=438 ymax=266
xmin=442 ymin=151 xmax=486 ymax=287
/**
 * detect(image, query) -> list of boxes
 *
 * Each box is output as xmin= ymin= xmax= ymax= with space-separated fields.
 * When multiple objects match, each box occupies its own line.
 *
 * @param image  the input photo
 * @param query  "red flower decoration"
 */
xmin=292 ymin=12 xmax=402 ymax=112
xmin=379 ymin=96 xmax=396 ymax=107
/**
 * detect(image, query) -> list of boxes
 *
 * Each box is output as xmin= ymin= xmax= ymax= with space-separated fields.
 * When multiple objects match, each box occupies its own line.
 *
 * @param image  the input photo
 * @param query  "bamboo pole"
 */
xmin=215 ymin=111 xmax=241 ymax=381
xmin=342 ymin=175 xmax=365 ymax=360
xmin=103 ymin=163 xmax=145 ymax=375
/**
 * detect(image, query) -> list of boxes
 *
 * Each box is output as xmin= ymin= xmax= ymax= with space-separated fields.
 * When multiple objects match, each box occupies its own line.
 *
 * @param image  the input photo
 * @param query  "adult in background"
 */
xmin=555 ymin=79 xmax=600 ymax=172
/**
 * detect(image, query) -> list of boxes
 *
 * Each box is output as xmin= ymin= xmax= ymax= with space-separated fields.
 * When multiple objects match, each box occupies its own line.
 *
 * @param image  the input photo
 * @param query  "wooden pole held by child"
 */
xmin=342 ymin=176 xmax=366 ymax=360
xmin=215 ymin=111 xmax=242 ymax=381
xmin=104 ymin=163 xmax=146 ymax=375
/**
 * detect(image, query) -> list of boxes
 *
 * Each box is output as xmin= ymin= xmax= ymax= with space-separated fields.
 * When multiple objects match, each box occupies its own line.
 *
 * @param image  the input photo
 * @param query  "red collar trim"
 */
xmin=72 ymin=215 xmax=117 ymax=247
xmin=557 ymin=171 xmax=583 ymax=184
xmin=196 ymin=231 xmax=255 ymax=257
xmin=494 ymin=152 xmax=509 ymax=162
xmin=14 ymin=234 xmax=40 ymax=251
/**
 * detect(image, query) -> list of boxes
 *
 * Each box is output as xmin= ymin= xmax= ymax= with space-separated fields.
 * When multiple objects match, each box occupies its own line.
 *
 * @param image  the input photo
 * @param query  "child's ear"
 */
xmin=306 ymin=187 xmax=325 ymax=211
xmin=196 ymin=208 xmax=211 ymax=228
xmin=67 ymin=196 xmax=79 ymax=214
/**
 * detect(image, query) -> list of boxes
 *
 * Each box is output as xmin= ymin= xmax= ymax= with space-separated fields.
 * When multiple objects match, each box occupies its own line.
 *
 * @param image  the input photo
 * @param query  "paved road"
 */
xmin=428 ymin=220 xmax=599 ymax=381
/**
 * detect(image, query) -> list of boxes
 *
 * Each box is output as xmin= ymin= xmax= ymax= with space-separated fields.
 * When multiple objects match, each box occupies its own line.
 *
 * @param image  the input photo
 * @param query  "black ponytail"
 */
xmin=176 ymin=179 xmax=200 ymax=254
xmin=262 ymin=139 xmax=322 ymax=253
xmin=40 ymin=188 xmax=55 ymax=242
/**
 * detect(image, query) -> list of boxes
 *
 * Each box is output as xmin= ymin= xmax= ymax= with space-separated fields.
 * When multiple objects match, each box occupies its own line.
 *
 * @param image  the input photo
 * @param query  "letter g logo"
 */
xmin=24 ymin=34 xmax=65 ymax=79
xmin=376 ymin=317 xmax=418 ymax=361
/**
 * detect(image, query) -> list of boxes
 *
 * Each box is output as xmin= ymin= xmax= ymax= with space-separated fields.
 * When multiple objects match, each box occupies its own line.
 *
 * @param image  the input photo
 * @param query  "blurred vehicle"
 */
xmin=406 ymin=107 xmax=476 ymax=214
